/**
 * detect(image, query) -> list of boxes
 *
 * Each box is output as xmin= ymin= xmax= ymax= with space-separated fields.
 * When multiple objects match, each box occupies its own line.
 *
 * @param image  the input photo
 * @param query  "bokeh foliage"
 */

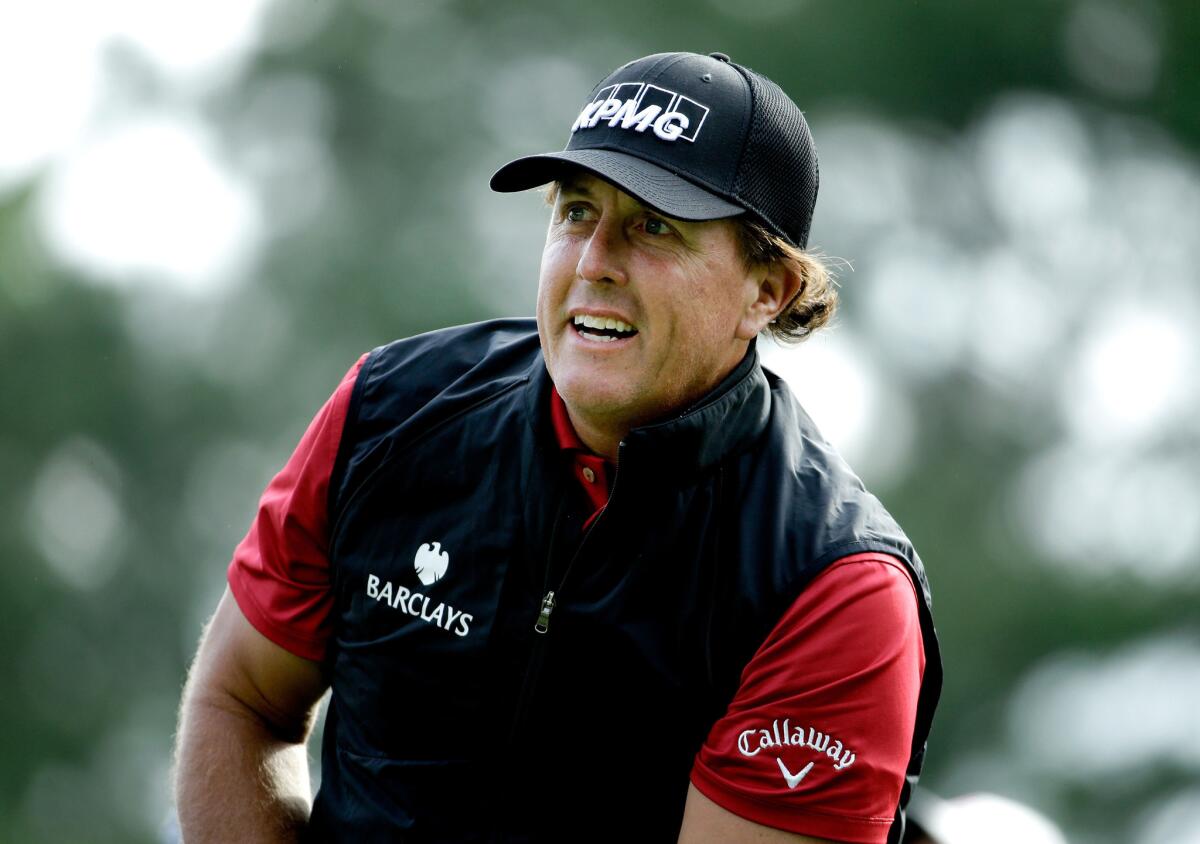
xmin=2 ymin=1 xmax=1198 ymax=841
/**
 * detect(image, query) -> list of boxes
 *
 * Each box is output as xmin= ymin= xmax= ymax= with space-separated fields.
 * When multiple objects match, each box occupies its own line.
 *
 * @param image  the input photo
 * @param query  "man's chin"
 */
xmin=556 ymin=381 xmax=630 ymax=415
xmin=553 ymin=371 xmax=640 ymax=418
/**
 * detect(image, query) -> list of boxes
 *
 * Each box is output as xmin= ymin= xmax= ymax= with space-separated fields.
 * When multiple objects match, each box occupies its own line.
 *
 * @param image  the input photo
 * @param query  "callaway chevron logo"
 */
xmin=776 ymin=758 xmax=814 ymax=790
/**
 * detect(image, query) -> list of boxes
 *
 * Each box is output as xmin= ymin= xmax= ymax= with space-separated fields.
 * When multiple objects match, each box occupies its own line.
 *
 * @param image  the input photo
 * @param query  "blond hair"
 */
xmin=735 ymin=217 xmax=837 ymax=344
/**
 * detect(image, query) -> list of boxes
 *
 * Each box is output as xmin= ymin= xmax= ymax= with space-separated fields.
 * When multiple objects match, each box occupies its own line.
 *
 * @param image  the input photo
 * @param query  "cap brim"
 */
xmin=489 ymin=149 xmax=745 ymax=222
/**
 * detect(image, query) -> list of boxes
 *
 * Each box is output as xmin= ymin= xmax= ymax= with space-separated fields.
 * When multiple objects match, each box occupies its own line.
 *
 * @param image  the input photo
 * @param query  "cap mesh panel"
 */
xmin=732 ymin=70 xmax=819 ymax=247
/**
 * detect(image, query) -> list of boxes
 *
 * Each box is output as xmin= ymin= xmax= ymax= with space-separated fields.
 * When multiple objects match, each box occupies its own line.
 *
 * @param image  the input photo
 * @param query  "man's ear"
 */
xmin=735 ymin=261 xmax=803 ymax=341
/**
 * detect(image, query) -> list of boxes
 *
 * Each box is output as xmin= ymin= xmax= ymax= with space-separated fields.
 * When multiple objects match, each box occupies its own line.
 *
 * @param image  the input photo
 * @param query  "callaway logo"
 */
xmin=414 ymin=541 xmax=449 ymax=585
xmin=776 ymin=758 xmax=814 ymax=790
xmin=738 ymin=718 xmax=857 ymax=789
xmin=365 ymin=541 xmax=473 ymax=637
xmin=571 ymin=82 xmax=710 ymax=143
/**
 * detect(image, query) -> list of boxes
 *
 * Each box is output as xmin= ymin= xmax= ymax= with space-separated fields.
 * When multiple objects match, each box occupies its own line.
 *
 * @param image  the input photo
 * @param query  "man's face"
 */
xmin=536 ymin=171 xmax=765 ymax=434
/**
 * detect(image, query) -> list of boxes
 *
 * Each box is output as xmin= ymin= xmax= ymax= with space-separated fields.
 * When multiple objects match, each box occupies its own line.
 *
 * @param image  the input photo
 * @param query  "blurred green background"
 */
xmin=2 ymin=1 xmax=1198 ymax=841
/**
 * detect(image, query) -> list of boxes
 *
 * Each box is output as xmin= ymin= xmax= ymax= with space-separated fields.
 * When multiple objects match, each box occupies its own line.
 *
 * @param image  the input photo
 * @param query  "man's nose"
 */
xmin=576 ymin=215 xmax=629 ymax=286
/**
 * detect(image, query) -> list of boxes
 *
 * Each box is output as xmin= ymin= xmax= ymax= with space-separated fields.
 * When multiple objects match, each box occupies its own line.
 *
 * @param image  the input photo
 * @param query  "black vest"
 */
xmin=307 ymin=319 xmax=941 ymax=843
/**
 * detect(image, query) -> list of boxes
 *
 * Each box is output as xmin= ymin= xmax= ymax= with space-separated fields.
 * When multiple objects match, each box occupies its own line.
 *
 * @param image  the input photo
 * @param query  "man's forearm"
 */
xmin=175 ymin=688 xmax=313 ymax=844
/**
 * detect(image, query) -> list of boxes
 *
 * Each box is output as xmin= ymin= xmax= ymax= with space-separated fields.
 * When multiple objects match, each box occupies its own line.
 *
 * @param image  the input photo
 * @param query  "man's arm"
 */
xmin=678 ymin=784 xmax=839 ymax=843
xmin=682 ymin=554 xmax=926 ymax=843
xmin=175 ymin=587 xmax=329 ymax=843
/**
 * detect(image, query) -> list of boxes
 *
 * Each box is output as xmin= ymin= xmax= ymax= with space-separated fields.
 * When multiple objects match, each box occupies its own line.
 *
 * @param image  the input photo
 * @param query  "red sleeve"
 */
xmin=689 ymin=552 xmax=925 ymax=844
xmin=226 ymin=355 xmax=367 ymax=662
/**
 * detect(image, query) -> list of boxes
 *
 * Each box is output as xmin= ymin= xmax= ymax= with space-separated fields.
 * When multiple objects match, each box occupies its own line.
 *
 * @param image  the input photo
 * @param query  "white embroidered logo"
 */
xmin=776 ymin=758 xmax=814 ymax=790
xmin=414 ymin=541 xmax=449 ymax=586
xmin=570 ymin=82 xmax=710 ymax=143
xmin=737 ymin=718 xmax=858 ymax=784
xmin=366 ymin=572 xmax=474 ymax=637
xmin=364 ymin=542 xmax=473 ymax=637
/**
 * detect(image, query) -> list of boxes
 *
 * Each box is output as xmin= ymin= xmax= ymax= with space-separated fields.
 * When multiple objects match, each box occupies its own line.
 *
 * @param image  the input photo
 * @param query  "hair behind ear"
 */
xmin=736 ymin=219 xmax=838 ymax=343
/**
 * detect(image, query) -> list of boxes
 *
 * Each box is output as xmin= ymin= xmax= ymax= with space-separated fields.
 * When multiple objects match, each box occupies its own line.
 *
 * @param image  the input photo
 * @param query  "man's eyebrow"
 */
xmin=558 ymin=178 xmax=593 ymax=197
xmin=556 ymin=179 xmax=683 ymax=224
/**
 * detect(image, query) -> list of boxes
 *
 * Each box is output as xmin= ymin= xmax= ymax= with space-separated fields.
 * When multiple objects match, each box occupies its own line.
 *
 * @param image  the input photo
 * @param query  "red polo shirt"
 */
xmin=229 ymin=358 xmax=925 ymax=843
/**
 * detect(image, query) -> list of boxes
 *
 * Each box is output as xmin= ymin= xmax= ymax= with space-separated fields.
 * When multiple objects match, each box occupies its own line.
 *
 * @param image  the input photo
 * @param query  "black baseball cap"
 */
xmin=490 ymin=51 xmax=819 ymax=248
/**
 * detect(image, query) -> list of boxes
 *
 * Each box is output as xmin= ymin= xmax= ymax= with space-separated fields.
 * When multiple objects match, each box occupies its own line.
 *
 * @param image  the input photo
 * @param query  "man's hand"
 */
xmin=678 ymin=784 xmax=841 ymax=844
xmin=174 ymin=588 xmax=329 ymax=843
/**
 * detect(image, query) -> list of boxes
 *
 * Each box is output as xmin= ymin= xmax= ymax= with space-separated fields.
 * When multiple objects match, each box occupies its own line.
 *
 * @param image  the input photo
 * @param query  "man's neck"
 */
xmin=558 ymin=345 xmax=758 ymax=462
xmin=562 ymin=406 xmax=625 ymax=463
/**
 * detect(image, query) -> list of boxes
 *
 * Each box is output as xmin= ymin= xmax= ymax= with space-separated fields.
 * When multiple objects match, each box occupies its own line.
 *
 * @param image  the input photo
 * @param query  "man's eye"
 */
xmin=643 ymin=216 xmax=673 ymax=236
xmin=565 ymin=205 xmax=588 ymax=222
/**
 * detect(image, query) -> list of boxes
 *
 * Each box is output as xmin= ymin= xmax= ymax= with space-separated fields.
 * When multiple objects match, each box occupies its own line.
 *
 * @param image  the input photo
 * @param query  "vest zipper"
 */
xmin=534 ymin=590 xmax=556 ymax=634
xmin=529 ymin=441 xmax=623 ymax=635
xmin=508 ymin=443 xmax=624 ymax=737
xmin=497 ymin=449 xmax=623 ymax=839
xmin=507 ymin=525 xmax=592 ymax=741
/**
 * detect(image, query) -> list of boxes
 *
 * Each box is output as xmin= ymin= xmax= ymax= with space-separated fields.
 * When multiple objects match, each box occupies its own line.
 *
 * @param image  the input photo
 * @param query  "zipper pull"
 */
xmin=534 ymin=590 xmax=556 ymax=634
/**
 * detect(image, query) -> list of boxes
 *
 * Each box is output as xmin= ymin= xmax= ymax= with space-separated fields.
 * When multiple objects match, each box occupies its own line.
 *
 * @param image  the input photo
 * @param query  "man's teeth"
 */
xmin=573 ymin=314 xmax=635 ymax=333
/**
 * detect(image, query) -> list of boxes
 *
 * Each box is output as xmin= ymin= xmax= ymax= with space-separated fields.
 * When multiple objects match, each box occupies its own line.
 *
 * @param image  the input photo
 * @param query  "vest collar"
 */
xmin=525 ymin=341 xmax=772 ymax=480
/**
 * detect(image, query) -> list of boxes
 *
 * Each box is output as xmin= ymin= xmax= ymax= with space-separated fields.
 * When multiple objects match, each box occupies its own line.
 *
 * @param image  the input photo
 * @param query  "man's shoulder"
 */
xmin=368 ymin=318 xmax=539 ymax=376
xmin=328 ymin=318 xmax=542 ymax=513
xmin=754 ymin=363 xmax=919 ymax=568
xmin=358 ymin=318 xmax=541 ymax=398
xmin=341 ymin=318 xmax=541 ymax=447
xmin=756 ymin=364 xmax=859 ymax=485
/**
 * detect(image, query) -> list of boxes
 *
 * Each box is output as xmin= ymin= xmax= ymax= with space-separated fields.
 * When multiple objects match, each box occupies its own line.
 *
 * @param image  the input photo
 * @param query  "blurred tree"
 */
xmin=1 ymin=1 xmax=1197 ymax=841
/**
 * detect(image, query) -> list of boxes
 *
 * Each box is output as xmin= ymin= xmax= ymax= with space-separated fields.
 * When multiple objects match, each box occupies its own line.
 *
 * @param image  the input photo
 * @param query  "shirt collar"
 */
xmin=527 ymin=340 xmax=772 ymax=483
xmin=549 ymin=385 xmax=588 ymax=452
xmin=548 ymin=385 xmax=612 ymax=517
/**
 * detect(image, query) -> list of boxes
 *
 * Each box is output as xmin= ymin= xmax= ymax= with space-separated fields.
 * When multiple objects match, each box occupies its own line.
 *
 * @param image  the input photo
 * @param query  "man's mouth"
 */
xmin=571 ymin=314 xmax=639 ymax=343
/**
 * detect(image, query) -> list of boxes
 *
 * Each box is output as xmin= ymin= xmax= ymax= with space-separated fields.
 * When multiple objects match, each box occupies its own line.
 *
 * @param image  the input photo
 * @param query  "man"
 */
xmin=175 ymin=51 xmax=941 ymax=843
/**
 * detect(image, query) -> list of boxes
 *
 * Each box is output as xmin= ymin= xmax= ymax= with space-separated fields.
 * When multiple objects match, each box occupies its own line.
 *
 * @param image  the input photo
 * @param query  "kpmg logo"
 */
xmin=571 ymin=82 xmax=710 ymax=143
